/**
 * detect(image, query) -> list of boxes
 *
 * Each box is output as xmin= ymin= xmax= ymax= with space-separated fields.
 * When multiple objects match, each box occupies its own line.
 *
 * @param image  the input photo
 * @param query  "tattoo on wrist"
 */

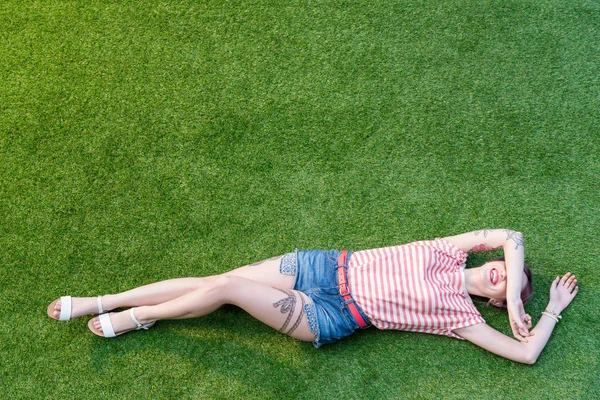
xmin=505 ymin=230 xmax=524 ymax=250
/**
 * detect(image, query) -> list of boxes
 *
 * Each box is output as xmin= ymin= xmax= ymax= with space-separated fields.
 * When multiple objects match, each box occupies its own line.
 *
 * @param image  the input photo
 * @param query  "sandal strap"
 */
xmin=97 ymin=295 xmax=104 ymax=314
xmin=98 ymin=313 xmax=116 ymax=337
xmin=59 ymin=296 xmax=72 ymax=321
xmin=129 ymin=308 xmax=152 ymax=330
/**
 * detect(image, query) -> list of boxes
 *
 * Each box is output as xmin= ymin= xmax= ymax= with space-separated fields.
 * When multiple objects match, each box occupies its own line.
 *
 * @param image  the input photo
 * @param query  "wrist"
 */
xmin=546 ymin=302 xmax=563 ymax=315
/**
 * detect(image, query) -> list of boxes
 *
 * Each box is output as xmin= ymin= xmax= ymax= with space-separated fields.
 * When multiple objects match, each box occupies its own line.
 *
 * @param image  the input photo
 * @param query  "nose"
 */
xmin=500 ymin=270 xmax=506 ymax=281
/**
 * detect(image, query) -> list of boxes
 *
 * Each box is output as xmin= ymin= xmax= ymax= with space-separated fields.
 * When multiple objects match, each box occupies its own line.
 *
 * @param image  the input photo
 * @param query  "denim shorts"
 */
xmin=280 ymin=249 xmax=371 ymax=348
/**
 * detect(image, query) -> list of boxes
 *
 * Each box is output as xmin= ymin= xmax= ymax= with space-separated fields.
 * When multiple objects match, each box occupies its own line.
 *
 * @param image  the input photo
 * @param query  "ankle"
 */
xmin=131 ymin=306 xmax=152 ymax=325
xmin=99 ymin=294 xmax=118 ymax=311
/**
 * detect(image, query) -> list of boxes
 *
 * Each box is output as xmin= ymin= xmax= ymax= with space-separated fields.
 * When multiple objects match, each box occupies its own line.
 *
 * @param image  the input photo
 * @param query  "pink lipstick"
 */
xmin=490 ymin=268 xmax=498 ymax=285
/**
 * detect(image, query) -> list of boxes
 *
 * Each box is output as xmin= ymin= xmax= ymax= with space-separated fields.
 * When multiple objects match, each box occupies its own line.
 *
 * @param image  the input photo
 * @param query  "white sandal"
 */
xmin=88 ymin=308 xmax=155 ymax=338
xmin=47 ymin=295 xmax=105 ymax=321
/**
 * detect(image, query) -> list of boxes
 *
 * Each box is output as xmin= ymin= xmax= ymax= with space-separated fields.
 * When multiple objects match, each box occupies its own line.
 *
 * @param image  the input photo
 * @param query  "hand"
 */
xmin=547 ymin=272 xmax=579 ymax=314
xmin=507 ymin=299 xmax=533 ymax=343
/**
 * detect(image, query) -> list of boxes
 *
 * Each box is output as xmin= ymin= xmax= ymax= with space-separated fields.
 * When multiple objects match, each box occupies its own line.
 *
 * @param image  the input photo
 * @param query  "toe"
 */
xmin=54 ymin=300 xmax=61 ymax=317
xmin=47 ymin=298 xmax=64 ymax=320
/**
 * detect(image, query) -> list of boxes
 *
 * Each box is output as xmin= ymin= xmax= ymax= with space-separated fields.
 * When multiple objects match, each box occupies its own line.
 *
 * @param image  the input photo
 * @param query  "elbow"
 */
xmin=512 ymin=342 xmax=538 ymax=364
xmin=521 ymin=349 xmax=539 ymax=365
xmin=522 ymin=355 xmax=537 ymax=365
xmin=503 ymin=230 xmax=525 ymax=252
xmin=508 ymin=230 xmax=524 ymax=242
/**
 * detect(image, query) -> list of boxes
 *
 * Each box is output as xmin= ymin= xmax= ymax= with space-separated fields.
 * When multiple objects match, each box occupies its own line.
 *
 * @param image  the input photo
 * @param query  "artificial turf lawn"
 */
xmin=1 ymin=0 xmax=598 ymax=398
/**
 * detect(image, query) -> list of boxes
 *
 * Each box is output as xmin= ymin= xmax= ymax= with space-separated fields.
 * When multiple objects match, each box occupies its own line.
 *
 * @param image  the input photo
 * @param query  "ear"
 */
xmin=489 ymin=298 xmax=504 ymax=308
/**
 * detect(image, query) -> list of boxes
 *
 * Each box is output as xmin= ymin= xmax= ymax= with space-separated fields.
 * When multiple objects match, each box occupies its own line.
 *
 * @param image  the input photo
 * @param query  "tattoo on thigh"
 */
xmin=285 ymin=294 xmax=305 ymax=336
xmin=272 ymin=288 xmax=296 ymax=333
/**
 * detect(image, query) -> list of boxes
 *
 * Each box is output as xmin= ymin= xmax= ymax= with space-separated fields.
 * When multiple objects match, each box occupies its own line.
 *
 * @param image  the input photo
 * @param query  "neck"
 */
xmin=464 ymin=267 xmax=485 ymax=297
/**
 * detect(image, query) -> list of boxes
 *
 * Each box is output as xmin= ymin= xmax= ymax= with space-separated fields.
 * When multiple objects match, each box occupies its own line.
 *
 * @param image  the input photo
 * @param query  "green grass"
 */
xmin=1 ymin=0 xmax=598 ymax=398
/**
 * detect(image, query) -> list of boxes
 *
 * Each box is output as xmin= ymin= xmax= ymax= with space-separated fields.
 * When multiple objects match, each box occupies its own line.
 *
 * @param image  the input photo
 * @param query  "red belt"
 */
xmin=337 ymin=250 xmax=369 ymax=329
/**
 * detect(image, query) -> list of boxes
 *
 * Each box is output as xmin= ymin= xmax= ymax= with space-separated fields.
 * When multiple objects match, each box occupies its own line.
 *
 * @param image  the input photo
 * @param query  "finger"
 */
xmin=560 ymin=273 xmax=570 ymax=284
xmin=511 ymin=325 xmax=522 ymax=340
xmin=568 ymin=278 xmax=577 ymax=290
xmin=512 ymin=321 xmax=530 ymax=339
xmin=517 ymin=333 xmax=528 ymax=343
xmin=553 ymin=276 xmax=560 ymax=287
xmin=510 ymin=324 xmax=521 ymax=340
xmin=518 ymin=319 xmax=530 ymax=334
xmin=518 ymin=329 xmax=527 ymax=338
xmin=515 ymin=320 xmax=533 ymax=339
xmin=513 ymin=320 xmax=528 ymax=335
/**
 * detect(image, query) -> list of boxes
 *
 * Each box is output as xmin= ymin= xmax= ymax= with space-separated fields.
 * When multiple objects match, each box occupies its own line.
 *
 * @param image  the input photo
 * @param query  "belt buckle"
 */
xmin=339 ymin=282 xmax=350 ymax=297
xmin=337 ymin=265 xmax=349 ymax=296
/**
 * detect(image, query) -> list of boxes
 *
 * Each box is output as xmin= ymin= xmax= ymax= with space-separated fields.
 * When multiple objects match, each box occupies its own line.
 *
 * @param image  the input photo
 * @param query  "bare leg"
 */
xmin=105 ymin=255 xmax=293 ymax=310
xmin=90 ymin=275 xmax=315 ymax=341
xmin=49 ymin=277 xmax=215 ymax=320
xmin=49 ymin=256 xmax=294 ymax=319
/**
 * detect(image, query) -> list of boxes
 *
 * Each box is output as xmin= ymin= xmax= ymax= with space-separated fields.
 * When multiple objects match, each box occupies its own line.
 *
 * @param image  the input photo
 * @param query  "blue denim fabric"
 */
xmin=281 ymin=249 xmax=371 ymax=348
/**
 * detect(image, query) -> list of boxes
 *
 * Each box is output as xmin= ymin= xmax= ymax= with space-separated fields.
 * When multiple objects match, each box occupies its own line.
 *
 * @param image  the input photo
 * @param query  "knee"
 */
xmin=209 ymin=275 xmax=240 ymax=296
xmin=195 ymin=275 xmax=252 ymax=305
xmin=185 ymin=277 xmax=217 ymax=291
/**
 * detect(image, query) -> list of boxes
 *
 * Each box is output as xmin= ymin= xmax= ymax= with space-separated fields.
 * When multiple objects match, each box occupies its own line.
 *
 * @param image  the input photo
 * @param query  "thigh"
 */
xmin=222 ymin=276 xmax=315 ymax=342
xmin=223 ymin=255 xmax=295 ymax=289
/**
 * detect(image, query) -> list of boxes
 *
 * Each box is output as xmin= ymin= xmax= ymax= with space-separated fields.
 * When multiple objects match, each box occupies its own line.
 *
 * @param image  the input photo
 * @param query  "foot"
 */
xmin=88 ymin=308 xmax=155 ymax=337
xmin=47 ymin=296 xmax=105 ymax=321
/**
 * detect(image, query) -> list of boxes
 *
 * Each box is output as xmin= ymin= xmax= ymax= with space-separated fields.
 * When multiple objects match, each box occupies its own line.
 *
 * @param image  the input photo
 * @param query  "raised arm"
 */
xmin=443 ymin=229 xmax=529 ymax=340
xmin=453 ymin=273 xmax=578 ymax=364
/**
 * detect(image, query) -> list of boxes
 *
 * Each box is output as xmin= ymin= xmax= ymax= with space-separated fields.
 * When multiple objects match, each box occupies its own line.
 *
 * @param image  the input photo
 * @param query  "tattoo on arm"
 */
xmin=470 ymin=243 xmax=503 ymax=252
xmin=505 ymin=230 xmax=525 ymax=250
xmin=469 ymin=229 xmax=524 ymax=252
xmin=474 ymin=230 xmax=493 ymax=237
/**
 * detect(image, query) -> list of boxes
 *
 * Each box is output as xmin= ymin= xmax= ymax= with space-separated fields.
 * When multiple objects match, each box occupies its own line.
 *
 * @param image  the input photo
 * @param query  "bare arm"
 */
xmin=453 ymin=273 xmax=578 ymax=364
xmin=443 ymin=229 xmax=528 ymax=340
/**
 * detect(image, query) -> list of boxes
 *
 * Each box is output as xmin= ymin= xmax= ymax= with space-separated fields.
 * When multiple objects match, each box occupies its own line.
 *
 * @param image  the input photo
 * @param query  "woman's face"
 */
xmin=479 ymin=260 xmax=508 ymax=300
xmin=477 ymin=261 xmax=529 ymax=303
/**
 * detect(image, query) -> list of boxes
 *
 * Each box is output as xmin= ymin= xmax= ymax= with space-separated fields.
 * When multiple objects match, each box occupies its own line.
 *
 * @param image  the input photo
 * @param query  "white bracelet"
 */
xmin=545 ymin=309 xmax=562 ymax=320
xmin=541 ymin=311 xmax=559 ymax=323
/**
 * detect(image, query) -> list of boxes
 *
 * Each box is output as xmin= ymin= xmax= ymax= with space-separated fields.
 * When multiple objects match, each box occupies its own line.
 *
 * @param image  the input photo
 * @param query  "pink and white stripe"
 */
xmin=347 ymin=239 xmax=485 ymax=339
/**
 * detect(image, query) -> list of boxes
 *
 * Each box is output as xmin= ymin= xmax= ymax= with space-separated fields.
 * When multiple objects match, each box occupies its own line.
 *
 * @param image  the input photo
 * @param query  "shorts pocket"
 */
xmin=339 ymin=303 xmax=359 ymax=331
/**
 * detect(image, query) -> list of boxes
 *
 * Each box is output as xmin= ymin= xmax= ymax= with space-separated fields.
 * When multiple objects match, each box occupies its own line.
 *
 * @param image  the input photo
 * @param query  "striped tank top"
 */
xmin=347 ymin=238 xmax=485 ymax=339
